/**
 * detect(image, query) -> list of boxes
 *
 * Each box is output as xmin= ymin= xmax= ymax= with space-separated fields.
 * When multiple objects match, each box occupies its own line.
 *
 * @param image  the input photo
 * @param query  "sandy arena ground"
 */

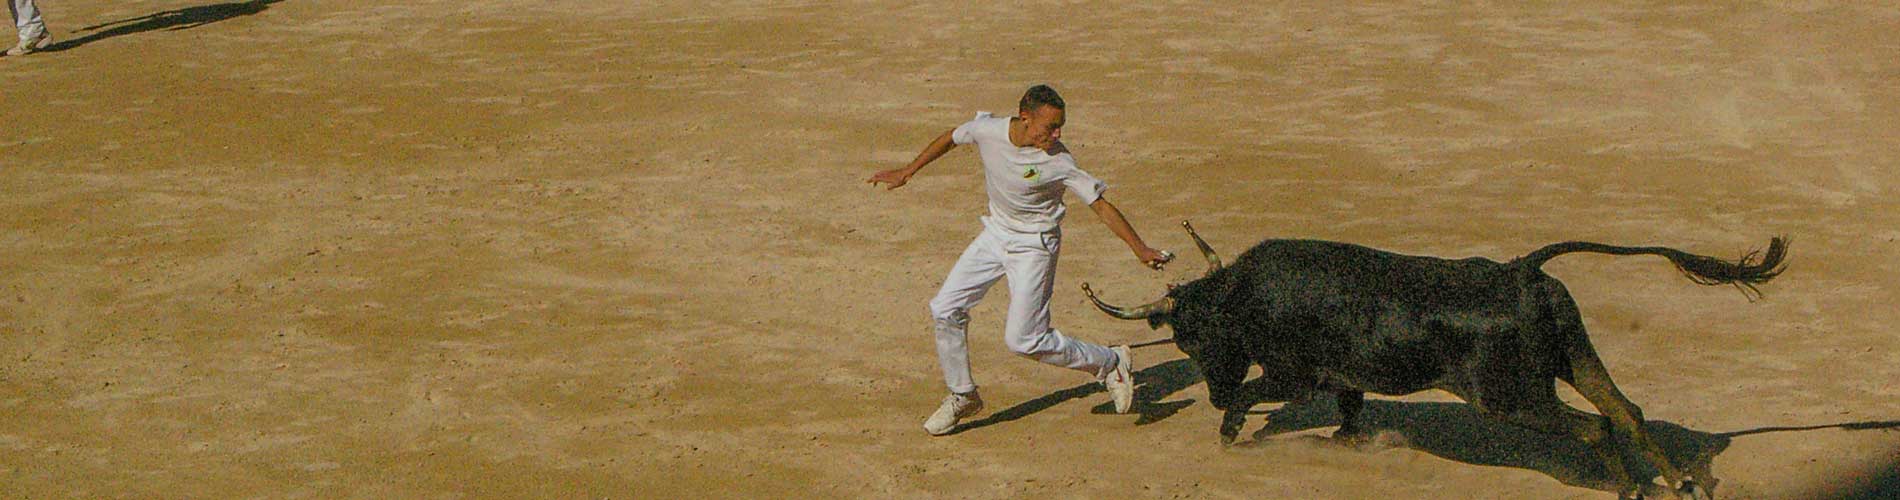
xmin=4 ymin=1 xmax=1899 ymax=498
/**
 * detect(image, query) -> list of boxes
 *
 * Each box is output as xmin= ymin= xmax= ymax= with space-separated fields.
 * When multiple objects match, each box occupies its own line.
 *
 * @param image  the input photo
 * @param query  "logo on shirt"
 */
xmin=1021 ymin=167 xmax=1040 ymax=183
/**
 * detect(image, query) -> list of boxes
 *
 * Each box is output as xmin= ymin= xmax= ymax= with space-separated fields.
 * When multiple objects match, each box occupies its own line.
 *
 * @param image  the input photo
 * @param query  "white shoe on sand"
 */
xmin=6 ymin=32 xmax=51 ymax=56
xmin=1104 ymin=345 xmax=1134 ymax=414
xmin=923 ymin=392 xmax=983 ymax=436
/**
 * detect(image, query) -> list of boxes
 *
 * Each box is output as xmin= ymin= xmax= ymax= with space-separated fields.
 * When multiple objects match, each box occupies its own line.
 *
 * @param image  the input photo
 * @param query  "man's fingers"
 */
xmin=1146 ymin=250 xmax=1174 ymax=270
xmin=867 ymin=171 xmax=905 ymax=189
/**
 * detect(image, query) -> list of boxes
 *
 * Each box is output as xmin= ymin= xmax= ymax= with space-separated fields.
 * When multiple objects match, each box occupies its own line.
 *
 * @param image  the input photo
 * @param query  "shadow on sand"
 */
xmin=949 ymin=358 xmax=1206 ymax=434
xmin=1814 ymin=454 xmax=1900 ymax=500
xmin=42 ymin=0 xmax=284 ymax=53
xmin=954 ymin=358 xmax=1900 ymax=498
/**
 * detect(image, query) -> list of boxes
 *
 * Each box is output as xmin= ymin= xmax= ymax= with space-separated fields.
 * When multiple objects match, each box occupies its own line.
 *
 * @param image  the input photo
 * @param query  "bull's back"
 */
xmin=1232 ymin=239 xmax=1515 ymax=298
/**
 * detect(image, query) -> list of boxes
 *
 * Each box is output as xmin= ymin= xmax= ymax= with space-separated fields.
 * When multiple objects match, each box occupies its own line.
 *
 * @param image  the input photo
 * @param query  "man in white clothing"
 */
xmin=6 ymin=0 xmax=49 ymax=56
xmin=868 ymin=85 xmax=1171 ymax=436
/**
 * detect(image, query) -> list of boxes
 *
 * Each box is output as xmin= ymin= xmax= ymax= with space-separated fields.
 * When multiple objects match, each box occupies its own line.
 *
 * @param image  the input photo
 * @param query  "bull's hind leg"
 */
xmin=1332 ymin=390 xmax=1369 ymax=444
xmin=1566 ymin=340 xmax=1711 ymax=500
xmin=1460 ymin=354 xmax=1647 ymax=499
xmin=1491 ymin=401 xmax=1643 ymax=499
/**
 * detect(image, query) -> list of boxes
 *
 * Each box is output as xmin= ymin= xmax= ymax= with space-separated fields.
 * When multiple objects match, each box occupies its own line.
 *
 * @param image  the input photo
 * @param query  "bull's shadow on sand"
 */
xmin=954 ymin=358 xmax=1900 ymax=498
xmin=40 ymin=0 xmax=284 ymax=53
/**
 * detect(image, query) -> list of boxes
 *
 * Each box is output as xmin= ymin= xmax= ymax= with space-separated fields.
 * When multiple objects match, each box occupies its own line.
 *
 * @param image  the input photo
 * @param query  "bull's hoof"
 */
xmin=1218 ymin=411 xmax=1246 ymax=447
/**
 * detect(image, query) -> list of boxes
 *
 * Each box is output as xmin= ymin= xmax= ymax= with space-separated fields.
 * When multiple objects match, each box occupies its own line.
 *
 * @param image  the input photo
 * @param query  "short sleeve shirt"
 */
xmin=951 ymin=112 xmax=1108 ymax=234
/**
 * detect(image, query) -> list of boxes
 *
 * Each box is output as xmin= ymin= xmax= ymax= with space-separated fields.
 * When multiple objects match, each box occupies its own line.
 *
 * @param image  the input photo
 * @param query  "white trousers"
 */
xmin=928 ymin=219 xmax=1117 ymax=394
xmin=10 ymin=0 xmax=43 ymax=42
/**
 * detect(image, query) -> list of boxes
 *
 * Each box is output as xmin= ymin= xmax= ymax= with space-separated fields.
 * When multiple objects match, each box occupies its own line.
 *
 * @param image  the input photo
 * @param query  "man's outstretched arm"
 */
xmin=867 ymin=128 xmax=958 ymax=190
xmin=1090 ymin=196 xmax=1171 ymax=270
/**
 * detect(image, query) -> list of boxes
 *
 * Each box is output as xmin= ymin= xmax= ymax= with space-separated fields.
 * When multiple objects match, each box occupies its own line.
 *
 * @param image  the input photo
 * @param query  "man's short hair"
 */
xmin=1019 ymin=85 xmax=1065 ymax=112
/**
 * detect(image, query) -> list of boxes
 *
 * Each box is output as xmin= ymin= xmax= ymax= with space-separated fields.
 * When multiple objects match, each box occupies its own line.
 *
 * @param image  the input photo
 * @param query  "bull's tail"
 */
xmin=1514 ymin=237 xmax=1790 ymax=300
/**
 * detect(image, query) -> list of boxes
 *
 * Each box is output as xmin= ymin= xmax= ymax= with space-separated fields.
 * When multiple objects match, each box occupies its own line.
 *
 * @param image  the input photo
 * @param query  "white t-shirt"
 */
xmin=951 ymin=112 xmax=1108 ymax=234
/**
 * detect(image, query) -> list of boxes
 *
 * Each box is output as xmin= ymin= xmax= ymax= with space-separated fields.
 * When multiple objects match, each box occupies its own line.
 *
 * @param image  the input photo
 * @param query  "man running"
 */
xmin=868 ymin=84 xmax=1171 ymax=436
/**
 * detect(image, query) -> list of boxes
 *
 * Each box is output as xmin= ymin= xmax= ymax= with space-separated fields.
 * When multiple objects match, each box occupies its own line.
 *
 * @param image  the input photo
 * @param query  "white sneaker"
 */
xmin=1104 ymin=345 xmax=1134 ymax=413
xmin=6 ymin=32 xmax=51 ymax=56
xmin=923 ymin=392 xmax=983 ymax=436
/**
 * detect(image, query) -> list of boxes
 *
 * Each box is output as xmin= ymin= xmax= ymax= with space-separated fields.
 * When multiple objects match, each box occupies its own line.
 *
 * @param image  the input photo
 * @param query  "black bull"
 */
xmin=1083 ymin=222 xmax=1787 ymax=500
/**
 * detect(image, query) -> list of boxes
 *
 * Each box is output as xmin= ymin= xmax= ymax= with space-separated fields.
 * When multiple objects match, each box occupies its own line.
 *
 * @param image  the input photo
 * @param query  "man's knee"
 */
xmin=930 ymin=307 xmax=970 ymax=331
xmin=1005 ymin=328 xmax=1060 ymax=357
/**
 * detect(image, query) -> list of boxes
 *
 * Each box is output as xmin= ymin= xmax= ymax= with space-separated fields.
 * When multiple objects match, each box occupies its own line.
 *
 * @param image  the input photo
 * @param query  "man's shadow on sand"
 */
xmin=953 ymin=358 xmax=1900 ymax=498
xmin=41 ymin=0 xmax=284 ymax=53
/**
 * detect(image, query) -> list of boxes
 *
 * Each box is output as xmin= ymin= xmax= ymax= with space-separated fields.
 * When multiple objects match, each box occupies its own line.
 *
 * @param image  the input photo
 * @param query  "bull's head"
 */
xmin=1084 ymin=221 xmax=1250 ymax=443
xmin=1080 ymin=220 xmax=1223 ymax=332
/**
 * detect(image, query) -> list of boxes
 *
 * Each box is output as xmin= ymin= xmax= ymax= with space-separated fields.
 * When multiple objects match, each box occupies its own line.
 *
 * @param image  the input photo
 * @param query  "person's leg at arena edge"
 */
xmin=1000 ymin=228 xmax=1117 ymax=378
xmin=926 ymin=229 xmax=1007 ymax=395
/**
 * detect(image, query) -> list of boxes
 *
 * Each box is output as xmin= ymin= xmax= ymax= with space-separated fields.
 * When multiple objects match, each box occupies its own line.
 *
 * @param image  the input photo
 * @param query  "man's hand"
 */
xmin=1136 ymin=246 xmax=1173 ymax=270
xmin=866 ymin=167 xmax=915 ymax=190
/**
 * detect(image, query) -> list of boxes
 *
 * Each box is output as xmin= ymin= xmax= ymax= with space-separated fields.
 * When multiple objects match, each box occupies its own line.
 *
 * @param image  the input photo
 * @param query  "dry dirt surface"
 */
xmin=4 ymin=1 xmax=1899 ymax=498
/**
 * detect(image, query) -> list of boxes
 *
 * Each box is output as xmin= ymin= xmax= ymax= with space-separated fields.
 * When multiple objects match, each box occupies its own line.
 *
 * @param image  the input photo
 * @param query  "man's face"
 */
xmin=1019 ymin=105 xmax=1065 ymax=151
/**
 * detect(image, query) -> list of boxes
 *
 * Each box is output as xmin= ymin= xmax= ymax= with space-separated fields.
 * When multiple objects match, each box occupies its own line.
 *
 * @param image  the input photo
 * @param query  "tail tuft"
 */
xmin=1673 ymin=236 xmax=1789 ymax=301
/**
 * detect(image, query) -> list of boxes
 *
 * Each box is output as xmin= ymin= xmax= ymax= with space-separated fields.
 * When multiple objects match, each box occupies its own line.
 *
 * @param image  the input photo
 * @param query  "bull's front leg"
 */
xmin=1200 ymin=356 xmax=1252 ymax=446
xmin=1219 ymin=408 xmax=1248 ymax=446
xmin=1208 ymin=366 xmax=1299 ymax=444
xmin=1210 ymin=390 xmax=1251 ymax=446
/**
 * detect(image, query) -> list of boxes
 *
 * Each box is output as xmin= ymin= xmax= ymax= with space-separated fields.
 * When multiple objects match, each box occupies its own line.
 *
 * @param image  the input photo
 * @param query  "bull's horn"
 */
xmin=1081 ymin=283 xmax=1175 ymax=320
xmin=1183 ymin=221 xmax=1222 ymax=277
